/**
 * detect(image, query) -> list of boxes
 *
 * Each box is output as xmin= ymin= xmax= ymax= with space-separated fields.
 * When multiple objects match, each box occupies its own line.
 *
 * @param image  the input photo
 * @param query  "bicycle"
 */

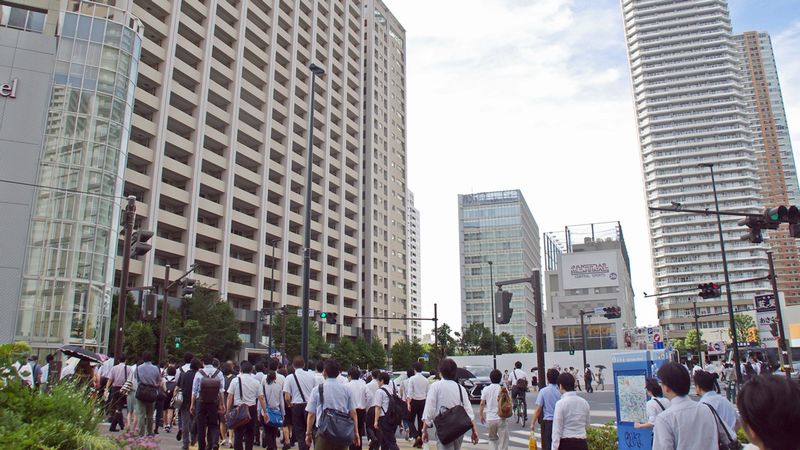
xmin=512 ymin=396 xmax=526 ymax=427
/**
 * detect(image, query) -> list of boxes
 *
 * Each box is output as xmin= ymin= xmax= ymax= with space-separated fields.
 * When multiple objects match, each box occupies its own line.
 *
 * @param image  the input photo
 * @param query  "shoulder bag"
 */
xmin=226 ymin=377 xmax=252 ymax=429
xmin=293 ymin=373 xmax=307 ymax=403
xmin=653 ymin=398 xmax=665 ymax=411
xmin=265 ymin=383 xmax=284 ymax=427
xmin=317 ymin=383 xmax=355 ymax=446
xmin=705 ymin=403 xmax=741 ymax=450
xmin=135 ymin=367 xmax=159 ymax=403
xmin=433 ymin=381 xmax=473 ymax=445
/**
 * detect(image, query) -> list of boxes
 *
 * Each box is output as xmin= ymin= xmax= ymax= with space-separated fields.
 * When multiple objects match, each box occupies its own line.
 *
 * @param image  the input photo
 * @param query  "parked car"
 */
xmin=391 ymin=370 xmax=431 ymax=387
xmin=458 ymin=365 xmax=492 ymax=403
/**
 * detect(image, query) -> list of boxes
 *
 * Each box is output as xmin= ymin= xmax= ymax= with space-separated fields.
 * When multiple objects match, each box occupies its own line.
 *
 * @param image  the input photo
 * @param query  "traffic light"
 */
xmin=143 ymin=292 xmax=157 ymax=320
xmin=181 ymin=278 xmax=196 ymax=296
xmin=762 ymin=207 xmax=783 ymax=230
xmin=131 ymin=230 xmax=154 ymax=257
xmin=698 ymin=282 xmax=722 ymax=299
xmin=174 ymin=336 xmax=181 ymax=349
xmin=738 ymin=216 xmax=764 ymax=243
xmin=769 ymin=321 xmax=780 ymax=338
xmin=325 ymin=312 xmax=338 ymax=324
xmin=603 ymin=306 xmax=621 ymax=319
xmin=495 ymin=289 xmax=513 ymax=324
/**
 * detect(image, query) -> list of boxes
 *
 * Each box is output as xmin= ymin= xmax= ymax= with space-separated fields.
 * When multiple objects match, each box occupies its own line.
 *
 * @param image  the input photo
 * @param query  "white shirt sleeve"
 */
xmin=552 ymin=400 xmax=564 ymax=449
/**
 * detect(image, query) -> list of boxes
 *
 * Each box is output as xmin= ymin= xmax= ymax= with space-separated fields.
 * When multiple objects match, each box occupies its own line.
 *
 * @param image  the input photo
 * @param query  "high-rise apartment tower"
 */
xmin=115 ymin=0 xmax=409 ymax=353
xmin=621 ymin=0 xmax=770 ymax=337
xmin=407 ymin=191 xmax=421 ymax=341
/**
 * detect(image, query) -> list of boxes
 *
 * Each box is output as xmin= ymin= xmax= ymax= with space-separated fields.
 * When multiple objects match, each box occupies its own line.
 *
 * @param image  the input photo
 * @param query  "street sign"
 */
xmin=594 ymin=307 xmax=606 ymax=315
xmin=653 ymin=333 xmax=661 ymax=343
xmin=421 ymin=353 xmax=429 ymax=361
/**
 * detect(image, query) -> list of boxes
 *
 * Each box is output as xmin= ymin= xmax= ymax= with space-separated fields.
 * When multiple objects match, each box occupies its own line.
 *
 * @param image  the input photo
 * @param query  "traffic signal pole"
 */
xmin=488 ymin=261 xmax=497 ymax=370
xmin=579 ymin=309 xmax=588 ymax=377
xmin=113 ymin=196 xmax=136 ymax=358
xmin=767 ymin=251 xmax=793 ymax=380
xmin=496 ymin=270 xmax=546 ymax=389
xmin=158 ymin=264 xmax=170 ymax=365
xmin=693 ymin=299 xmax=702 ymax=365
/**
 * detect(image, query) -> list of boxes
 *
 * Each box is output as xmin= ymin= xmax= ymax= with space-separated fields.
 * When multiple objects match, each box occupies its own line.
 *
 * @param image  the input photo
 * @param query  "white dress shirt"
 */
xmin=646 ymin=397 xmax=671 ymax=425
xmin=407 ymin=373 xmax=429 ymax=401
xmin=422 ymin=380 xmax=474 ymax=427
xmin=510 ymin=368 xmax=527 ymax=384
xmin=373 ymin=385 xmax=392 ymax=417
xmin=652 ymin=395 xmax=718 ymax=450
xmin=551 ymin=391 xmax=590 ymax=449
xmin=314 ymin=372 xmax=325 ymax=386
xmin=699 ymin=391 xmax=738 ymax=432
xmin=349 ymin=378 xmax=371 ymax=410
xmin=480 ymin=383 xmax=504 ymax=422
xmin=98 ymin=357 xmax=114 ymax=378
xmin=366 ymin=379 xmax=379 ymax=398
xmin=227 ymin=373 xmax=262 ymax=406
xmin=284 ymin=369 xmax=317 ymax=404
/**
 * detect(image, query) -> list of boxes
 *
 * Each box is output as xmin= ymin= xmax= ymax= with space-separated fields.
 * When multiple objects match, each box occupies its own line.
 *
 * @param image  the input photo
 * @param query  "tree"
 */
xmin=672 ymin=338 xmax=687 ymax=355
xmin=459 ymin=322 xmax=491 ymax=354
xmin=391 ymin=339 xmax=424 ymax=371
xmin=270 ymin=307 xmax=329 ymax=361
xmin=167 ymin=286 xmax=242 ymax=361
xmin=124 ymin=322 xmax=156 ymax=359
xmin=497 ymin=332 xmax=516 ymax=354
xmin=684 ymin=329 xmax=706 ymax=356
xmin=108 ymin=293 xmax=141 ymax=354
xmin=433 ymin=323 xmax=458 ymax=359
xmin=362 ymin=337 xmax=386 ymax=370
xmin=517 ymin=336 xmax=533 ymax=353
xmin=332 ymin=338 xmax=358 ymax=369
xmin=731 ymin=313 xmax=759 ymax=345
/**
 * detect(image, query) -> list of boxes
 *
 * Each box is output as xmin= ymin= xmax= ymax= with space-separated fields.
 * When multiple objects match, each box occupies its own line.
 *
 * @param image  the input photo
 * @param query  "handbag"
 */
xmin=134 ymin=367 xmax=158 ymax=403
xmin=432 ymin=381 xmax=473 ymax=445
xmin=705 ymin=404 xmax=741 ymax=450
xmin=317 ymin=384 xmax=354 ymax=446
xmin=120 ymin=367 xmax=132 ymax=395
xmin=226 ymin=378 xmax=252 ymax=429
xmin=264 ymin=384 xmax=283 ymax=426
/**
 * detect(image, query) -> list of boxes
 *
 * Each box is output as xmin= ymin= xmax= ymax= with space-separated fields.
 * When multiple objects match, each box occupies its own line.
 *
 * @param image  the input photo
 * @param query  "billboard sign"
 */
xmin=562 ymin=250 xmax=619 ymax=289
xmin=754 ymin=295 xmax=778 ymax=348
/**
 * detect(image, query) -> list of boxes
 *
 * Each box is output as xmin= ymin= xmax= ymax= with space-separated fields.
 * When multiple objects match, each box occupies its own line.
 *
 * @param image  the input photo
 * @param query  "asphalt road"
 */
xmin=456 ymin=390 xmax=618 ymax=449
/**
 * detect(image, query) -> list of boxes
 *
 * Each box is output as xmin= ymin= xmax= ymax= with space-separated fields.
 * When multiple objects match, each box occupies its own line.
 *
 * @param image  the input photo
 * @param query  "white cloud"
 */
xmin=384 ymin=0 xmax=660 ymax=334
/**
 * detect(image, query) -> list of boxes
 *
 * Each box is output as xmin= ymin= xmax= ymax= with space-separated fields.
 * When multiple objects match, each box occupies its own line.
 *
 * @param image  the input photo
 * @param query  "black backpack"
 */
xmin=380 ymin=386 xmax=406 ymax=427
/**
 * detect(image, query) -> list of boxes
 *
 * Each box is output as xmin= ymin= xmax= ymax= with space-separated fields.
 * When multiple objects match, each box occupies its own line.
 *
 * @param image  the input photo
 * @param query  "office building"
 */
xmin=543 ymin=223 xmax=636 ymax=352
xmin=735 ymin=31 xmax=800 ymax=306
xmin=1 ymin=0 xmax=143 ymax=352
xmin=621 ymin=0 xmax=771 ymax=337
xmin=458 ymin=190 xmax=541 ymax=339
xmin=407 ymin=191 xmax=421 ymax=341
xmin=109 ymin=0 xmax=411 ymax=353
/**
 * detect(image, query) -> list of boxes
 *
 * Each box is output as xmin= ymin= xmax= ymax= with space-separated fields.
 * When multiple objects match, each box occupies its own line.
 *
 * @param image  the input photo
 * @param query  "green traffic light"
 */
xmin=770 ymin=212 xmax=780 ymax=221
xmin=320 ymin=312 xmax=327 ymax=318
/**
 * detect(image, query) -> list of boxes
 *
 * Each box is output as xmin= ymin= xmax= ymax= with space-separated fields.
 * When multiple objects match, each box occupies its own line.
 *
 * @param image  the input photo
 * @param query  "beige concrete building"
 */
xmin=118 ymin=0 xmax=410 ymax=353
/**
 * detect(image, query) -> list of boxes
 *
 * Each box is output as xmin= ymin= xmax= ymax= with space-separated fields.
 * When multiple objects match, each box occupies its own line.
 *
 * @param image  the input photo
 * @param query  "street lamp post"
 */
xmin=268 ymin=238 xmax=279 ymax=354
xmin=699 ymin=162 xmax=743 ymax=384
xmin=301 ymin=63 xmax=325 ymax=365
xmin=488 ymin=261 xmax=497 ymax=370
xmin=113 ymin=195 xmax=136 ymax=358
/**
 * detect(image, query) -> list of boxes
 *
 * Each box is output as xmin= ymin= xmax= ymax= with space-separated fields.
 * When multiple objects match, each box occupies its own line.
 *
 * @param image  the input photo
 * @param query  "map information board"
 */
xmin=617 ymin=375 xmax=647 ymax=423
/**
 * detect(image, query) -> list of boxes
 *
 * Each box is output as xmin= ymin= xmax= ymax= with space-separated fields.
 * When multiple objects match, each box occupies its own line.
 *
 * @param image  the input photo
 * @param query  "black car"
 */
xmin=458 ymin=365 xmax=493 ymax=403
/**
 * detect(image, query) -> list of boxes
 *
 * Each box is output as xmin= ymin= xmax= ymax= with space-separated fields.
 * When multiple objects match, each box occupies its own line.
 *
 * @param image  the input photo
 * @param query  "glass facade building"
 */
xmin=458 ymin=190 xmax=541 ymax=339
xmin=10 ymin=0 xmax=143 ymax=353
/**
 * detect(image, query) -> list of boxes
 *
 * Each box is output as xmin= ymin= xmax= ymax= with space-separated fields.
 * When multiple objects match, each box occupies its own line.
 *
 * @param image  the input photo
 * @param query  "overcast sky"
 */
xmin=381 ymin=0 xmax=800 ymax=335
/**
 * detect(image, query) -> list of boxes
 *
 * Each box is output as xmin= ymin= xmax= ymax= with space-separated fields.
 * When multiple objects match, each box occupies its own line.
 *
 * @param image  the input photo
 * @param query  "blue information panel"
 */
xmin=611 ymin=351 xmax=659 ymax=450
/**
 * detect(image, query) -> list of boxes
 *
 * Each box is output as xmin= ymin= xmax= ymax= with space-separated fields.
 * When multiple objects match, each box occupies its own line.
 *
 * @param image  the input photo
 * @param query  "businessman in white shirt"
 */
xmin=652 ymin=362 xmax=719 ymax=450
xmin=551 ymin=372 xmax=590 ymax=450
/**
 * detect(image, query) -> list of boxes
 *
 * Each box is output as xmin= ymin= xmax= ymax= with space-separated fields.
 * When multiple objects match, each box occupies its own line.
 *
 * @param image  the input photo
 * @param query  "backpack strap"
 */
xmin=379 ymin=387 xmax=390 ymax=413
xmin=238 ymin=377 xmax=244 ymax=406
xmin=212 ymin=369 xmax=221 ymax=378
xmin=319 ymin=383 xmax=324 ymax=409
xmin=653 ymin=398 xmax=665 ymax=411
xmin=704 ymin=403 xmax=736 ymax=443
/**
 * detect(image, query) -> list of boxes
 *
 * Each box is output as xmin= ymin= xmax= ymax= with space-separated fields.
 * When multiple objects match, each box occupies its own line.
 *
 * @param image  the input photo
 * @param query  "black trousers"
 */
xmin=408 ymin=400 xmax=425 ymax=439
xmin=378 ymin=416 xmax=398 ymax=450
xmin=233 ymin=405 xmax=258 ymax=450
xmin=291 ymin=403 xmax=309 ymax=450
xmin=541 ymin=420 xmax=554 ymax=450
xmin=197 ymin=402 xmax=220 ymax=450
xmin=558 ymin=438 xmax=588 ymax=450
xmin=261 ymin=419 xmax=280 ymax=450
xmin=366 ymin=408 xmax=379 ymax=450
xmin=109 ymin=387 xmax=125 ymax=431
xmin=349 ymin=408 xmax=366 ymax=450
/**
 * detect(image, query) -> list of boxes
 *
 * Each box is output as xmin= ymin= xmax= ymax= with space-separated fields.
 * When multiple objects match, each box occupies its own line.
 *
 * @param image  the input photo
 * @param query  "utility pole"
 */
xmin=268 ymin=238 xmax=279 ymax=353
xmin=113 ymin=196 xmax=136 ymax=358
xmin=158 ymin=265 xmax=170 ymax=364
xmin=488 ymin=261 xmax=497 ymax=370
xmin=693 ymin=299 xmax=702 ymax=366
xmin=433 ymin=303 xmax=439 ymax=358
xmin=767 ymin=251 xmax=793 ymax=380
xmin=301 ymin=63 xmax=325 ymax=365
xmin=579 ymin=310 xmax=588 ymax=375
